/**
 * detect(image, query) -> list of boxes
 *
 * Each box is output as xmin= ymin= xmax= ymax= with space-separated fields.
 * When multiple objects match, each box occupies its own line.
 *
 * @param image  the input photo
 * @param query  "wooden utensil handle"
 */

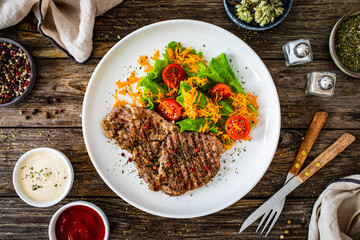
xmin=297 ymin=133 xmax=355 ymax=183
xmin=289 ymin=112 xmax=328 ymax=175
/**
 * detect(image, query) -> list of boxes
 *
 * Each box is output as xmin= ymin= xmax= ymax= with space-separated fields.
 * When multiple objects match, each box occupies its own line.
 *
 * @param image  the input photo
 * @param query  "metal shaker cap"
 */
xmin=318 ymin=75 xmax=334 ymax=90
xmin=294 ymin=43 xmax=310 ymax=58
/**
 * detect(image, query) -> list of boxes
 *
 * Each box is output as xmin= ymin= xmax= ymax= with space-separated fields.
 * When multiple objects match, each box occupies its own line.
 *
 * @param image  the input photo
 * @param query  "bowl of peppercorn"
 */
xmin=223 ymin=0 xmax=292 ymax=31
xmin=329 ymin=9 xmax=360 ymax=78
xmin=0 ymin=38 xmax=36 ymax=107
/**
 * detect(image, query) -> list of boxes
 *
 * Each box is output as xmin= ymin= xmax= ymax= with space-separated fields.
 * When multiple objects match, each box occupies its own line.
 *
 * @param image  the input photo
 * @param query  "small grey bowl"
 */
xmin=223 ymin=0 xmax=293 ymax=31
xmin=0 ymin=38 xmax=36 ymax=107
xmin=329 ymin=9 xmax=360 ymax=78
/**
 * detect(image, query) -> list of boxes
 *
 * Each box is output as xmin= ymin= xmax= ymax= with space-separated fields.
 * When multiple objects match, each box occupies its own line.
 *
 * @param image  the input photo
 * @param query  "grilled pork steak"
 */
xmin=102 ymin=105 xmax=222 ymax=196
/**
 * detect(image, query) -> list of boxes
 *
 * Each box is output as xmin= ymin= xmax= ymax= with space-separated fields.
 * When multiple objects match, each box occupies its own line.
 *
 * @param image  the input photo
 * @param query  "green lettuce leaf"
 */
xmin=176 ymin=81 xmax=208 ymax=109
xmin=140 ymin=76 xmax=168 ymax=109
xmin=218 ymin=100 xmax=233 ymax=116
xmin=143 ymin=59 xmax=167 ymax=83
xmin=176 ymin=117 xmax=218 ymax=134
xmin=205 ymin=53 xmax=245 ymax=94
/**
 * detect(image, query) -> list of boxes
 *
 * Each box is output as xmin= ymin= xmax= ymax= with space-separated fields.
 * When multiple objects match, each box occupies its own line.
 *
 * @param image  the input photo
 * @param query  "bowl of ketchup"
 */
xmin=49 ymin=201 xmax=109 ymax=240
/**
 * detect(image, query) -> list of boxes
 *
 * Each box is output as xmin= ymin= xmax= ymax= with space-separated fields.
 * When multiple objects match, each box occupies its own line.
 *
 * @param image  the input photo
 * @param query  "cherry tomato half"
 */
xmin=210 ymin=83 xmax=232 ymax=100
xmin=157 ymin=98 xmax=182 ymax=121
xmin=225 ymin=115 xmax=250 ymax=140
xmin=162 ymin=63 xmax=186 ymax=89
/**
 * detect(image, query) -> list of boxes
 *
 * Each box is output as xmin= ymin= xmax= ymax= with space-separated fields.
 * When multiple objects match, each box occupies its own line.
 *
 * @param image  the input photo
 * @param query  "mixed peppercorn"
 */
xmin=0 ymin=41 xmax=31 ymax=104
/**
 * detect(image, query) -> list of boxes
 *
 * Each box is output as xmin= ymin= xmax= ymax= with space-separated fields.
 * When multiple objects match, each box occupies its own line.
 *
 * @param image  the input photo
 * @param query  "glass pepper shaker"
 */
xmin=306 ymin=71 xmax=336 ymax=97
xmin=282 ymin=38 xmax=313 ymax=66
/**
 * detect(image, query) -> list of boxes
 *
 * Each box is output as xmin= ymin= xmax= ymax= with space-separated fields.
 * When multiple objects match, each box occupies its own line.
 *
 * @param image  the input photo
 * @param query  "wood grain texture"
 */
xmin=0 ymin=197 xmax=316 ymax=240
xmin=0 ymin=0 xmax=358 ymax=61
xmin=289 ymin=112 xmax=328 ymax=175
xmin=1 ymin=0 xmax=360 ymax=239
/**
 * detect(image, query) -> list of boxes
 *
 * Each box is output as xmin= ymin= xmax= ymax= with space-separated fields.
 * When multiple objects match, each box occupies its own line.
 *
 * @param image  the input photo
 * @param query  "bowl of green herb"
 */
xmin=224 ymin=0 xmax=292 ymax=31
xmin=329 ymin=9 xmax=360 ymax=78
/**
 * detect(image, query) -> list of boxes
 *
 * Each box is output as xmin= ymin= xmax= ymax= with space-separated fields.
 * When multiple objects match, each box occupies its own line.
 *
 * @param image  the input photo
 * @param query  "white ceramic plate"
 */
xmin=83 ymin=20 xmax=280 ymax=218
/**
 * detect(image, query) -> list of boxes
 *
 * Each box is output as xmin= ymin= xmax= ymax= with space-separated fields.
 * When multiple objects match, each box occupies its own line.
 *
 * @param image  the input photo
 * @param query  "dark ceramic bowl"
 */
xmin=329 ymin=9 xmax=360 ymax=78
xmin=0 ymin=38 xmax=36 ymax=107
xmin=223 ymin=0 xmax=292 ymax=31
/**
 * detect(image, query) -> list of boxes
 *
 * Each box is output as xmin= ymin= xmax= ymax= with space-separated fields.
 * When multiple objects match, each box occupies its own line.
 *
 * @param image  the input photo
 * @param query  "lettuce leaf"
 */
xmin=204 ymin=53 xmax=245 ymax=94
xmin=176 ymin=81 xmax=208 ymax=108
xmin=142 ymin=59 xmax=167 ymax=83
xmin=176 ymin=118 xmax=218 ymax=133
xmin=140 ymin=76 xmax=168 ymax=109
xmin=218 ymin=100 xmax=233 ymax=116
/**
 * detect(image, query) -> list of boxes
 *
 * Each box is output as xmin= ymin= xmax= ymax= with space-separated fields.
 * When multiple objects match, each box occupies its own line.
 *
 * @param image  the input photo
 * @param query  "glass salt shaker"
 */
xmin=306 ymin=71 xmax=336 ymax=97
xmin=282 ymin=38 xmax=313 ymax=66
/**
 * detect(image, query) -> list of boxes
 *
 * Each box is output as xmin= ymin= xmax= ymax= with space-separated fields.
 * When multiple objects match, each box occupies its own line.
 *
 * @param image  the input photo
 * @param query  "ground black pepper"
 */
xmin=0 ymin=41 xmax=31 ymax=104
xmin=32 ymin=108 xmax=38 ymax=115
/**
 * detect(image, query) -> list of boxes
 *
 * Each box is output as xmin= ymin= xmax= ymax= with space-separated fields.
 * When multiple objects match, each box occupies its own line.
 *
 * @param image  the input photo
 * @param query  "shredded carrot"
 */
xmin=167 ymin=43 xmax=206 ymax=74
xmin=138 ymin=55 xmax=153 ymax=72
xmin=188 ymin=76 xmax=209 ymax=87
xmin=115 ymin=71 xmax=140 ymax=89
xmin=154 ymin=88 xmax=166 ymax=103
xmin=181 ymin=87 xmax=200 ymax=119
xmin=167 ymin=48 xmax=175 ymax=62
xmin=222 ymin=134 xmax=235 ymax=150
xmin=113 ymin=71 xmax=143 ymax=107
xmin=198 ymin=99 xmax=222 ymax=124
xmin=165 ymin=88 xmax=179 ymax=99
xmin=152 ymin=50 xmax=160 ymax=61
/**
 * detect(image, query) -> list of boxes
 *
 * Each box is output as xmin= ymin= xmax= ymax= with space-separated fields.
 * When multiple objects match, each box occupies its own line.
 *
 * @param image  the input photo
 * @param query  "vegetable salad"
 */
xmin=113 ymin=41 xmax=259 ymax=150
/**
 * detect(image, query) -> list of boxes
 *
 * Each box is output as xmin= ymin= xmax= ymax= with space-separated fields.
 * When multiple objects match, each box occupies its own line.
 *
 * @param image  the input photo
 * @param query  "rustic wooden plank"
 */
xmin=0 ymin=197 xmax=315 ymax=239
xmin=0 ymin=1 xmax=358 ymax=239
xmin=0 ymin=59 xmax=359 ymax=129
xmin=0 ymin=0 xmax=358 ymax=60
xmin=1 ymin=128 xmax=359 ymax=198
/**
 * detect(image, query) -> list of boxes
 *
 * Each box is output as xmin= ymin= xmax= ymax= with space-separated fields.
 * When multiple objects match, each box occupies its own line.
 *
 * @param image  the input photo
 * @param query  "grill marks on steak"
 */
xmin=158 ymin=131 xmax=222 ymax=195
xmin=102 ymin=105 xmax=223 ymax=196
xmin=101 ymin=105 xmax=176 ymax=152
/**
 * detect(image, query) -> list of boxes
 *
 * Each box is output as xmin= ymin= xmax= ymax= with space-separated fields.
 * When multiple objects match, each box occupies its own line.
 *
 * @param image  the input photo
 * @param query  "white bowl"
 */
xmin=49 ymin=201 xmax=110 ymax=240
xmin=12 ymin=147 xmax=74 ymax=207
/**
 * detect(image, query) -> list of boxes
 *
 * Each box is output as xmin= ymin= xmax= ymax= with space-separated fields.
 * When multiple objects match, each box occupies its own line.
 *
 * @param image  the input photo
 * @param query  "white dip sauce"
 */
xmin=18 ymin=151 xmax=69 ymax=202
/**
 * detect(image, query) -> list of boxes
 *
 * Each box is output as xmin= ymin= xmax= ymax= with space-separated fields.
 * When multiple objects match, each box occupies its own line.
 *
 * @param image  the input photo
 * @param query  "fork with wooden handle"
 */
xmin=255 ymin=112 xmax=328 ymax=236
xmin=240 ymin=132 xmax=356 ymax=235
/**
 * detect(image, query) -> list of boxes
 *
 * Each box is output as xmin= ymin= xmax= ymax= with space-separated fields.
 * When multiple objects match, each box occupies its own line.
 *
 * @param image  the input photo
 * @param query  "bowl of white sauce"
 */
xmin=13 ymin=147 xmax=74 ymax=207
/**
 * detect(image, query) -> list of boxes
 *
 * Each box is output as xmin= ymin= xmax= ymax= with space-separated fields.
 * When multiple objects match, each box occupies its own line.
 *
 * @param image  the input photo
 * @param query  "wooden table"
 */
xmin=1 ymin=1 xmax=359 ymax=239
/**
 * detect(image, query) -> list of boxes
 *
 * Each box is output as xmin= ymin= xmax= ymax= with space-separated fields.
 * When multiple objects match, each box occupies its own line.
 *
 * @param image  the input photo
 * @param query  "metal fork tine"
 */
xmin=256 ymin=211 xmax=271 ymax=232
xmin=260 ymin=210 xmax=276 ymax=235
xmin=265 ymin=211 xmax=281 ymax=237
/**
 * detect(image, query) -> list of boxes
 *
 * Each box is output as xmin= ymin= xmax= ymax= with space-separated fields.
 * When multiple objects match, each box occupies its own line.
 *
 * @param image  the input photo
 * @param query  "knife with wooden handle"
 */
xmin=239 ymin=133 xmax=356 ymax=234
xmin=296 ymin=133 xmax=355 ymax=182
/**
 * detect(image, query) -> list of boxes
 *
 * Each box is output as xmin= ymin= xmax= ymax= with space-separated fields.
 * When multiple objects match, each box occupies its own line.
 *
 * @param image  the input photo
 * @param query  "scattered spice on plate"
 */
xmin=335 ymin=13 xmax=360 ymax=73
xmin=0 ymin=41 xmax=31 ymax=104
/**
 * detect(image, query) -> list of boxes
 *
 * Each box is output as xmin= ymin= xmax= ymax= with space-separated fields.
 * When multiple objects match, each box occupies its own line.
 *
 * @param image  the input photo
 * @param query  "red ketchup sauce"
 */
xmin=55 ymin=205 xmax=106 ymax=240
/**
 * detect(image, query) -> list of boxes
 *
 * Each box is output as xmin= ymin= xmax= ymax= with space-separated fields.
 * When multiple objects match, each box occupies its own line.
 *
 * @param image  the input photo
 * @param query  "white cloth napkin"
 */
xmin=0 ymin=0 xmax=123 ymax=63
xmin=308 ymin=174 xmax=360 ymax=240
